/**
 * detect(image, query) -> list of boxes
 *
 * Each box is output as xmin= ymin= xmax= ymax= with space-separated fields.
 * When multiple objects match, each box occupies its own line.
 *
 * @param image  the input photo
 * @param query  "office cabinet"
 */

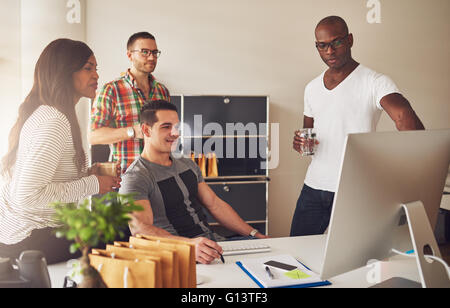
xmin=182 ymin=136 xmax=267 ymax=176
xmin=181 ymin=95 xmax=269 ymax=237
xmin=183 ymin=96 xmax=267 ymax=136
xmin=207 ymin=181 xmax=267 ymax=220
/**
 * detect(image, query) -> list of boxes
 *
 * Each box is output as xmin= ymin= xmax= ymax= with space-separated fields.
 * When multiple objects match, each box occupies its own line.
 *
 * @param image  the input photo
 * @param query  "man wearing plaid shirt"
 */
xmin=89 ymin=32 xmax=171 ymax=172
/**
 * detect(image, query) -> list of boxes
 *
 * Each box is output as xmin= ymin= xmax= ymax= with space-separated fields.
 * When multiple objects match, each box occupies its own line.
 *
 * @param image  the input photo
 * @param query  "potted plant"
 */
xmin=52 ymin=192 xmax=142 ymax=288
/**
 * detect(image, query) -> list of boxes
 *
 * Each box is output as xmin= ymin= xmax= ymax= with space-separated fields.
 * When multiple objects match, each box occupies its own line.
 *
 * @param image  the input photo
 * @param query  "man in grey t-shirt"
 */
xmin=122 ymin=155 xmax=221 ymax=241
xmin=120 ymin=100 xmax=268 ymax=264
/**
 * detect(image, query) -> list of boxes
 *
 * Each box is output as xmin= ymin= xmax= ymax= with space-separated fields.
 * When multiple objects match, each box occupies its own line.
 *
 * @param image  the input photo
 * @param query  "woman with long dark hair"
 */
xmin=0 ymin=39 xmax=120 ymax=264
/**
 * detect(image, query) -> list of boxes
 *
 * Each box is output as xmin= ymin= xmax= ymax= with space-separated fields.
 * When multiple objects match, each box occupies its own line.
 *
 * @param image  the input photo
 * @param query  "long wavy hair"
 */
xmin=1 ymin=38 xmax=93 ymax=177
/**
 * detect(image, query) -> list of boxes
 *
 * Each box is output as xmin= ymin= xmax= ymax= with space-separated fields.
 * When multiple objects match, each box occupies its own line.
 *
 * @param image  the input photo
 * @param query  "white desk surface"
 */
xmin=441 ymin=194 xmax=450 ymax=211
xmin=48 ymin=235 xmax=420 ymax=288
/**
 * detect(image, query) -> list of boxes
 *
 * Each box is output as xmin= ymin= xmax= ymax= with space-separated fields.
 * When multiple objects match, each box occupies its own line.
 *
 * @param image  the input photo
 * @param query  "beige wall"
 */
xmin=1 ymin=1 xmax=449 ymax=237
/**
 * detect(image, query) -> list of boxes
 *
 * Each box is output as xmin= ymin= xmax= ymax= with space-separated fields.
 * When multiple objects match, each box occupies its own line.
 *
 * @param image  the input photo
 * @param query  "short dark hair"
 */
xmin=127 ymin=32 xmax=156 ymax=50
xmin=316 ymin=16 xmax=349 ymax=35
xmin=140 ymin=100 xmax=178 ymax=126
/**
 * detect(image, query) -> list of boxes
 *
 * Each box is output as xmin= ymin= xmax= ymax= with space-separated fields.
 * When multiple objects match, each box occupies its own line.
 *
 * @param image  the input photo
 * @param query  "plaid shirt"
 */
xmin=90 ymin=70 xmax=171 ymax=172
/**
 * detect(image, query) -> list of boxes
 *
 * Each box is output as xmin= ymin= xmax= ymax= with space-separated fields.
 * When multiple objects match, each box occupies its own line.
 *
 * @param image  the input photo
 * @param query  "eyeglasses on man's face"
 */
xmin=315 ymin=35 xmax=349 ymax=51
xmin=130 ymin=49 xmax=162 ymax=58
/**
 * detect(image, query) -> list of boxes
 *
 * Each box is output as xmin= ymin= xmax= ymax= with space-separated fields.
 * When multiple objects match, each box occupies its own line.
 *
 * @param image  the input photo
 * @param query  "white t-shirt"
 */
xmin=303 ymin=64 xmax=400 ymax=192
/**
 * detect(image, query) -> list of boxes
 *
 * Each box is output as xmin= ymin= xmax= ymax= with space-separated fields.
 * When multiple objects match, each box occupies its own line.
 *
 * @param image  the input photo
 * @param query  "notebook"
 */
xmin=236 ymin=254 xmax=331 ymax=288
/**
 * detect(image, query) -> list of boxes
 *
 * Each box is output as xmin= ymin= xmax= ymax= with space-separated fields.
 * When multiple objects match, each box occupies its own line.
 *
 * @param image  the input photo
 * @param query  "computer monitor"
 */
xmin=320 ymin=129 xmax=450 ymax=287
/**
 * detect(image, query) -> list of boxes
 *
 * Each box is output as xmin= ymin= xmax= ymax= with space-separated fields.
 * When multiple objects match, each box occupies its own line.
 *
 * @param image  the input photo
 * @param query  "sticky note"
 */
xmin=284 ymin=269 xmax=311 ymax=280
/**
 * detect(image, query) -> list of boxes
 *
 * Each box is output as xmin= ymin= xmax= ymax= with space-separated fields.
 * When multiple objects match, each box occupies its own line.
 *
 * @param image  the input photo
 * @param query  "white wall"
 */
xmin=21 ymin=0 xmax=90 ymax=150
xmin=0 ymin=0 xmax=90 ymax=157
xmin=0 ymin=0 xmax=21 ymax=157
xmin=20 ymin=0 xmax=86 ymax=97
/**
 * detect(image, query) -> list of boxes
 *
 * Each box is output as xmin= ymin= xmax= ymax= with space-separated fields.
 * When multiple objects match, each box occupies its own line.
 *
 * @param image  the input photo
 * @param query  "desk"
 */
xmin=441 ymin=194 xmax=450 ymax=211
xmin=197 ymin=235 xmax=420 ymax=288
xmin=47 ymin=235 xmax=420 ymax=288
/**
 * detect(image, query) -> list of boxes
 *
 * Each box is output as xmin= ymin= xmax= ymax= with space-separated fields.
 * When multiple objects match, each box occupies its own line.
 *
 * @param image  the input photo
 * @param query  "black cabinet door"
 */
xmin=170 ymin=95 xmax=182 ymax=119
xmin=204 ymin=182 xmax=267 ymax=222
xmin=183 ymin=96 xmax=267 ymax=136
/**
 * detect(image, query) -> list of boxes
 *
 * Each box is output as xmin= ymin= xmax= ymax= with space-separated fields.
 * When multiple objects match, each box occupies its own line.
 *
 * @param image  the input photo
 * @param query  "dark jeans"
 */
xmin=290 ymin=184 xmax=335 ymax=236
xmin=0 ymin=227 xmax=81 ymax=265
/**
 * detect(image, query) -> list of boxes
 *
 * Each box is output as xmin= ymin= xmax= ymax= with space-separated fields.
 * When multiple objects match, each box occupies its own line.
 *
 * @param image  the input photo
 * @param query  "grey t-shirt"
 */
xmin=119 ymin=156 xmax=224 ymax=241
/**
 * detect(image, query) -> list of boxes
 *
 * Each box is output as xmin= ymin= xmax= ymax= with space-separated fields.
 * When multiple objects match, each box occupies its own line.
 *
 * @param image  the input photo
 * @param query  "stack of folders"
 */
xmin=236 ymin=254 xmax=331 ymax=288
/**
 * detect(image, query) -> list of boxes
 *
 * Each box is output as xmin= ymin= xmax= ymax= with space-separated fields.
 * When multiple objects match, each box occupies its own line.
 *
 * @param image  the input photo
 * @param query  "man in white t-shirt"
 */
xmin=290 ymin=16 xmax=424 ymax=236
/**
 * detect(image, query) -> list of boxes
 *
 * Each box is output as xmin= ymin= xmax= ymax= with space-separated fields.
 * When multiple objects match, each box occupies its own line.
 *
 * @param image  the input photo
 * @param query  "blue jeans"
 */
xmin=290 ymin=184 xmax=335 ymax=236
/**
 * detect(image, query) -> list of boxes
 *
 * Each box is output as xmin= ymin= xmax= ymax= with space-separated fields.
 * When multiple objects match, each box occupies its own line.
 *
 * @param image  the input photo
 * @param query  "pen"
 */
xmin=210 ymin=246 xmax=224 ymax=263
xmin=210 ymin=233 xmax=225 ymax=263
xmin=265 ymin=266 xmax=274 ymax=279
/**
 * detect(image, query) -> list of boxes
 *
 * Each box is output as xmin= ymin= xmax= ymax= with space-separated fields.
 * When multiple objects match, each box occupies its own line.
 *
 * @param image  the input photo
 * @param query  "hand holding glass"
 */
xmin=97 ymin=162 xmax=121 ymax=177
xmin=294 ymin=129 xmax=317 ymax=156
xmin=92 ymin=162 xmax=121 ymax=194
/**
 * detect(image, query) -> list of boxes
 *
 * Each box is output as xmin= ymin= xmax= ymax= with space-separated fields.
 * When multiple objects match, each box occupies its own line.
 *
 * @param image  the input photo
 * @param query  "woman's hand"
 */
xmin=95 ymin=175 xmax=121 ymax=194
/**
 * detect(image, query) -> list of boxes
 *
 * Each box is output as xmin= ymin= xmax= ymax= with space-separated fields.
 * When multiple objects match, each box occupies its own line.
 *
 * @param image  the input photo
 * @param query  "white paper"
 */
xmin=238 ymin=254 xmax=324 ymax=288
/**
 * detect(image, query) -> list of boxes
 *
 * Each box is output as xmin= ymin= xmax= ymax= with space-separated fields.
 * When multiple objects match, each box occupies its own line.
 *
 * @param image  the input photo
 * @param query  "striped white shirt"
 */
xmin=0 ymin=105 xmax=99 ymax=245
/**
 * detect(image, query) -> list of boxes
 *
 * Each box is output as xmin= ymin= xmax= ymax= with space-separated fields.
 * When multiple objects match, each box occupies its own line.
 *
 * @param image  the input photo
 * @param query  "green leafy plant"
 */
xmin=52 ymin=192 xmax=143 ymax=287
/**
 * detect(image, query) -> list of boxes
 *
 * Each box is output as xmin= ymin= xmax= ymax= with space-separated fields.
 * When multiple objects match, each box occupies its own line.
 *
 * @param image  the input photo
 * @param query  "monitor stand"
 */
xmin=370 ymin=201 xmax=449 ymax=288
xmin=398 ymin=201 xmax=449 ymax=288
xmin=369 ymin=277 xmax=422 ymax=288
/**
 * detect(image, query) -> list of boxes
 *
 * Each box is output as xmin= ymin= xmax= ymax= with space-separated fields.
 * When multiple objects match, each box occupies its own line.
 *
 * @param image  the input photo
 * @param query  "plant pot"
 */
xmin=77 ymin=250 xmax=107 ymax=288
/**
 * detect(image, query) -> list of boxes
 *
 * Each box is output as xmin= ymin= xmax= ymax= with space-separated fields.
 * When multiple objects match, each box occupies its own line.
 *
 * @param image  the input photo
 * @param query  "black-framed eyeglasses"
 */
xmin=130 ymin=49 xmax=162 ymax=58
xmin=315 ymin=35 xmax=349 ymax=51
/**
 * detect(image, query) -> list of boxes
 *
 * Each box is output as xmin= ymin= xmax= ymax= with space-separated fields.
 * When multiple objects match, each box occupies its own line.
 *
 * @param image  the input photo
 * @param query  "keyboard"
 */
xmin=221 ymin=242 xmax=271 ymax=256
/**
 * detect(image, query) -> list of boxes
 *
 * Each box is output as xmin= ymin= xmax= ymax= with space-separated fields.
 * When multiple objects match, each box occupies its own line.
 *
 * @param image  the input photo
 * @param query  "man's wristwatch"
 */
xmin=249 ymin=229 xmax=259 ymax=237
xmin=127 ymin=127 xmax=135 ymax=139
